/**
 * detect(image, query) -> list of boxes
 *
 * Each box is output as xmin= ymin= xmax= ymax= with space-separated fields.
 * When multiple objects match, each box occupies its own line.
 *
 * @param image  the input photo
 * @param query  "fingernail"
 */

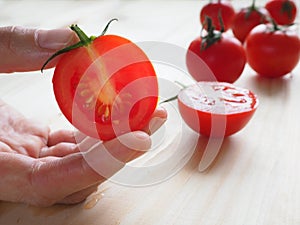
xmin=154 ymin=106 xmax=168 ymax=119
xmin=35 ymin=28 xmax=75 ymax=50
xmin=133 ymin=131 xmax=150 ymax=140
xmin=133 ymin=132 xmax=151 ymax=151
xmin=117 ymin=131 xmax=151 ymax=151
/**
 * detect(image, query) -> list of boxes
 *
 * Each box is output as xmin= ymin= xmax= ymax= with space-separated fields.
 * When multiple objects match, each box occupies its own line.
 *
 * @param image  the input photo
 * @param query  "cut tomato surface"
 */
xmin=47 ymin=23 xmax=158 ymax=140
xmin=178 ymin=82 xmax=258 ymax=137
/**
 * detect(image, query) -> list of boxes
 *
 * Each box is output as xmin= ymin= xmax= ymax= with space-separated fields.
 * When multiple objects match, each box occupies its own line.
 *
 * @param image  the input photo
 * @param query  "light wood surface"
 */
xmin=0 ymin=1 xmax=299 ymax=225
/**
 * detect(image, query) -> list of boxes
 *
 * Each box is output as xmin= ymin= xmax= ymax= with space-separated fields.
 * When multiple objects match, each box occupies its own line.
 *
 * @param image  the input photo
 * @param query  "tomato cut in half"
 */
xmin=177 ymin=82 xmax=258 ymax=137
xmin=45 ymin=22 xmax=158 ymax=141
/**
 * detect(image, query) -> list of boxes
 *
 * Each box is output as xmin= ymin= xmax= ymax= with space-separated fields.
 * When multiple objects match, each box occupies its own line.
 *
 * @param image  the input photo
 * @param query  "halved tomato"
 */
xmin=177 ymin=82 xmax=258 ymax=137
xmin=44 ymin=22 xmax=158 ymax=140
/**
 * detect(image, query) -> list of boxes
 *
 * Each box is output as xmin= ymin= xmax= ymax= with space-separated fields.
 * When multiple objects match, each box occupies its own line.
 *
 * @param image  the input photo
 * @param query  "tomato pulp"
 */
xmin=44 ymin=23 xmax=158 ymax=140
xmin=178 ymin=82 xmax=258 ymax=137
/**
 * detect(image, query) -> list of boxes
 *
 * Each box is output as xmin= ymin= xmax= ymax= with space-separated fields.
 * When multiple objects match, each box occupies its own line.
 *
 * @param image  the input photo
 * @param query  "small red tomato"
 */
xmin=42 ymin=20 xmax=158 ymax=140
xmin=200 ymin=0 xmax=235 ymax=31
xmin=178 ymin=82 xmax=258 ymax=137
xmin=231 ymin=0 xmax=269 ymax=43
xmin=265 ymin=0 xmax=297 ymax=25
xmin=186 ymin=18 xmax=246 ymax=83
xmin=245 ymin=23 xmax=300 ymax=78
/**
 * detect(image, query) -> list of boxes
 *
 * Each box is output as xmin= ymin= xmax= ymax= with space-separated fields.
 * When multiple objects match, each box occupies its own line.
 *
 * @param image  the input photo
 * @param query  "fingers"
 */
xmin=32 ymin=131 xmax=151 ymax=204
xmin=0 ymin=26 xmax=78 ymax=73
xmin=41 ymin=131 xmax=98 ymax=157
xmin=47 ymin=106 xmax=167 ymax=147
xmin=47 ymin=129 xmax=76 ymax=146
xmin=77 ymin=136 xmax=103 ymax=152
xmin=41 ymin=130 xmax=82 ymax=157
xmin=29 ymin=153 xmax=101 ymax=206
xmin=143 ymin=106 xmax=168 ymax=134
xmin=73 ymin=131 xmax=151 ymax=178
xmin=42 ymin=105 xmax=167 ymax=158
xmin=58 ymin=183 xmax=100 ymax=205
xmin=15 ymin=106 xmax=166 ymax=206
xmin=39 ymin=143 xmax=79 ymax=158
xmin=102 ymin=131 xmax=151 ymax=162
xmin=43 ymin=106 xmax=167 ymax=158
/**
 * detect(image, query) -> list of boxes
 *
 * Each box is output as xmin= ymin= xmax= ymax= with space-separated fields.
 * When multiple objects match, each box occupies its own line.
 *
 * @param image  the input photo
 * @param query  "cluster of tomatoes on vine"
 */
xmin=187 ymin=0 xmax=300 ymax=82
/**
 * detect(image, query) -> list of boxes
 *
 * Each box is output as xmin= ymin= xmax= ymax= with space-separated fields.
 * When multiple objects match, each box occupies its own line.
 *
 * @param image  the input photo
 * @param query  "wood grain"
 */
xmin=0 ymin=1 xmax=299 ymax=225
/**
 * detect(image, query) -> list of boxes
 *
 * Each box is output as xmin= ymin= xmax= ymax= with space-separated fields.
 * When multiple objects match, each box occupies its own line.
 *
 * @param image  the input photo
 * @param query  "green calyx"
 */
xmin=201 ymin=16 xmax=223 ymax=51
xmin=41 ymin=18 xmax=118 ymax=72
xmin=270 ymin=18 xmax=280 ymax=31
xmin=250 ymin=0 xmax=257 ymax=11
xmin=245 ymin=0 xmax=259 ymax=19
xmin=267 ymin=17 xmax=295 ymax=33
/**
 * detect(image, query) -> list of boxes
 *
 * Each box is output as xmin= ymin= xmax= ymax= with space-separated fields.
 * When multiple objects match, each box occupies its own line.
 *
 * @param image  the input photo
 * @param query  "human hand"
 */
xmin=0 ymin=26 xmax=78 ymax=73
xmin=0 ymin=25 xmax=168 ymax=206
xmin=0 ymin=100 xmax=167 ymax=206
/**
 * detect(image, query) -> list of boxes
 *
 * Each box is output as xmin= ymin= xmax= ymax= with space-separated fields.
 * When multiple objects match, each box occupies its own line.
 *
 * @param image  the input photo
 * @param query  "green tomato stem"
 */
xmin=251 ymin=0 xmax=256 ymax=10
xmin=101 ymin=18 xmax=118 ymax=36
xmin=270 ymin=18 xmax=280 ymax=31
xmin=41 ymin=18 xmax=118 ymax=72
xmin=70 ymin=24 xmax=93 ymax=45
xmin=201 ymin=16 xmax=222 ymax=51
xmin=245 ymin=0 xmax=258 ymax=20
xmin=41 ymin=42 xmax=84 ymax=72
xmin=160 ymin=95 xmax=178 ymax=104
xmin=159 ymin=81 xmax=187 ymax=104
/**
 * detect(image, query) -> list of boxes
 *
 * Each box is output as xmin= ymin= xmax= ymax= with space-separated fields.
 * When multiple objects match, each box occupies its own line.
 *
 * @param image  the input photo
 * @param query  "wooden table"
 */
xmin=0 ymin=1 xmax=299 ymax=224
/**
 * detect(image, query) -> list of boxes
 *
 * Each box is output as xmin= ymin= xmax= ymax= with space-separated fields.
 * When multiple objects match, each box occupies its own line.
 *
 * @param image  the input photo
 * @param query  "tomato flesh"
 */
xmin=53 ymin=35 xmax=158 ymax=140
xmin=178 ymin=82 xmax=258 ymax=137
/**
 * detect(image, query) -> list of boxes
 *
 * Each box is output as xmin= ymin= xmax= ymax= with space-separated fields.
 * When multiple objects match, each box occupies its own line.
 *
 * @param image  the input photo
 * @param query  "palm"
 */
xmin=0 ymin=101 xmax=92 ymax=206
xmin=0 ymin=100 xmax=167 ymax=206
xmin=0 ymin=102 xmax=49 ymax=157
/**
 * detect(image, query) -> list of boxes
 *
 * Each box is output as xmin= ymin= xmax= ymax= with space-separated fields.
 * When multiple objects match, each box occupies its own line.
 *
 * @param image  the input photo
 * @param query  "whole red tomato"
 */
xmin=231 ymin=0 xmax=269 ymax=43
xmin=178 ymin=82 xmax=258 ymax=137
xmin=245 ymin=23 xmax=300 ymax=78
xmin=42 ymin=20 xmax=158 ymax=140
xmin=200 ymin=0 xmax=235 ymax=31
xmin=265 ymin=0 xmax=297 ymax=25
xmin=186 ymin=18 xmax=246 ymax=83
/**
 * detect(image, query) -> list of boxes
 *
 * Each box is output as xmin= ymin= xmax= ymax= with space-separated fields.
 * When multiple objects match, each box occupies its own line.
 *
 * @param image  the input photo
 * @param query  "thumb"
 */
xmin=79 ymin=131 xmax=152 ymax=178
xmin=30 ymin=131 xmax=151 ymax=205
xmin=0 ymin=26 xmax=77 ymax=73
